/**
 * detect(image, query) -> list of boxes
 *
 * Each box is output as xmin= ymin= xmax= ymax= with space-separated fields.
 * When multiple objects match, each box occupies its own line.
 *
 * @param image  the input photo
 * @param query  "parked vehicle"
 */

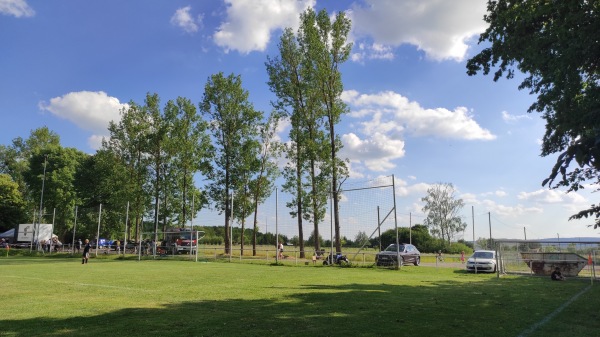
xmin=323 ymin=253 xmax=350 ymax=266
xmin=165 ymin=229 xmax=198 ymax=254
xmin=375 ymin=243 xmax=420 ymax=267
xmin=466 ymin=250 xmax=497 ymax=273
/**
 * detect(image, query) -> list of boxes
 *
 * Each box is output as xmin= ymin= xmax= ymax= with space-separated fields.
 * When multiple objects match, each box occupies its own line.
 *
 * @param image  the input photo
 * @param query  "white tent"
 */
xmin=0 ymin=228 xmax=15 ymax=238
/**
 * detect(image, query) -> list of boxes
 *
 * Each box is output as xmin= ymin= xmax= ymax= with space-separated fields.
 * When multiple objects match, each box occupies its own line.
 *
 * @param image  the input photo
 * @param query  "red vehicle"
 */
xmin=164 ymin=229 xmax=202 ymax=254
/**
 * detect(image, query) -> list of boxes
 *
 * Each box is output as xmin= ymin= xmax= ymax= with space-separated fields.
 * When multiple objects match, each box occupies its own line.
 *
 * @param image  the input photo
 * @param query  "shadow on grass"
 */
xmin=1 ymin=274 xmax=593 ymax=337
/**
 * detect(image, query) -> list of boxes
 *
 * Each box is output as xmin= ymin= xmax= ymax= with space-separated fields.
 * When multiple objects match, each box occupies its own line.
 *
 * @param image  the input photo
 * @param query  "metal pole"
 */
xmin=138 ymin=215 xmax=143 ymax=261
xmin=523 ymin=227 xmax=527 ymax=241
xmin=488 ymin=212 xmax=492 ymax=250
xmin=392 ymin=175 xmax=400 ymax=270
xmin=35 ymin=155 xmax=48 ymax=252
xmin=71 ymin=206 xmax=78 ymax=256
xmin=153 ymin=200 xmax=159 ymax=259
xmin=229 ymin=191 xmax=233 ymax=262
xmin=409 ymin=212 xmax=412 ymax=245
xmin=49 ymin=208 xmax=55 ymax=254
xmin=377 ymin=206 xmax=381 ymax=251
xmin=95 ymin=204 xmax=102 ymax=257
xmin=471 ymin=206 xmax=475 ymax=249
xmin=29 ymin=209 xmax=36 ymax=252
xmin=330 ymin=187 xmax=333 ymax=266
xmin=124 ymin=202 xmax=129 ymax=257
xmin=275 ymin=188 xmax=279 ymax=263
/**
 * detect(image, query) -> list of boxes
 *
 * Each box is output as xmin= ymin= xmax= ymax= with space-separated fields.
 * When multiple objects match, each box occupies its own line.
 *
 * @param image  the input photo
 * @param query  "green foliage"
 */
xmin=267 ymin=8 xmax=352 ymax=254
xmin=0 ymin=174 xmax=27 ymax=231
xmin=467 ymin=0 xmax=600 ymax=229
xmin=201 ymin=72 xmax=263 ymax=254
xmin=24 ymin=147 xmax=88 ymax=238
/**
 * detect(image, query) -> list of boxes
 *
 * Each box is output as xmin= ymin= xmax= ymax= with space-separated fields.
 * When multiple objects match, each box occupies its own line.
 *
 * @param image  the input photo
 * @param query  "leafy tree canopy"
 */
xmin=0 ymin=173 xmax=27 ymax=231
xmin=467 ymin=0 xmax=600 ymax=228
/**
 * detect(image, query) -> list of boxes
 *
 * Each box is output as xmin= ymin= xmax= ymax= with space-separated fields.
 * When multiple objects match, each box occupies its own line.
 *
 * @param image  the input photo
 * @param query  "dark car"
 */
xmin=375 ymin=243 xmax=420 ymax=267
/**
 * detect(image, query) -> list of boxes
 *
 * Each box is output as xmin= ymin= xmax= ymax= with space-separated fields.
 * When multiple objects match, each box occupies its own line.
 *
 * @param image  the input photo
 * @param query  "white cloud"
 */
xmin=341 ymin=132 xmax=405 ymax=171
xmin=351 ymin=42 xmax=394 ymax=62
xmin=518 ymin=189 xmax=568 ymax=204
xmin=502 ymin=110 xmax=532 ymax=123
xmin=0 ymin=0 xmax=34 ymax=17
xmin=349 ymin=0 xmax=487 ymax=61
xmin=495 ymin=190 xmax=508 ymax=197
xmin=214 ymin=0 xmax=315 ymax=53
xmin=518 ymin=189 xmax=588 ymax=213
xmin=39 ymin=91 xmax=128 ymax=150
xmin=482 ymin=200 xmax=544 ymax=217
xmin=171 ymin=6 xmax=202 ymax=33
xmin=342 ymin=90 xmax=495 ymax=141
xmin=394 ymin=179 xmax=431 ymax=197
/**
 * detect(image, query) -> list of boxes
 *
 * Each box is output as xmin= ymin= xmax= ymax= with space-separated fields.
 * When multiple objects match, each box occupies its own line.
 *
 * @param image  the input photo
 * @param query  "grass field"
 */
xmin=1 ymin=255 xmax=599 ymax=337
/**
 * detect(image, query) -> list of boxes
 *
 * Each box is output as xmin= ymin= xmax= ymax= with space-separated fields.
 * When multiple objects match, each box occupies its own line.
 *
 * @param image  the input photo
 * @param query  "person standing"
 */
xmin=278 ymin=242 xmax=284 ymax=259
xmin=460 ymin=251 xmax=465 ymax=264
xmin=82 ymin=239 xmax=91 ymax=264
xmin=76 ymin=239 xmax=82 ymax=253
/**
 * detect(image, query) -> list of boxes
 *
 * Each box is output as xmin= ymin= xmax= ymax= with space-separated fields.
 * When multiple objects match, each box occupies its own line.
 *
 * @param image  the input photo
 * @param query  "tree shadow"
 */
xmin=1 ymin=275 xmax=589 ymax=337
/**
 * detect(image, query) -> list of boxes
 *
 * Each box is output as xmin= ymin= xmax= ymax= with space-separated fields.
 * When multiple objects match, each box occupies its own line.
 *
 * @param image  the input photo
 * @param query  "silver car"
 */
xmin=466 ymin=250 xmax=497 ymax=273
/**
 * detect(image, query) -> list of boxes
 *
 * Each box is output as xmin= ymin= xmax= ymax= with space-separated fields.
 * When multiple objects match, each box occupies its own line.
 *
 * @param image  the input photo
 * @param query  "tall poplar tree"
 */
xmin=165 ymin=97 xmax=212 ymax=228
xmin=301 ymin=8 xmax=352 ymax=253
xmin=200 ymin=72 xmax=262 ymax=254
xmin=105 ymin=101 xmax=151 ymax=241
xmin=250 ymin=112 xmax=281 ymax=256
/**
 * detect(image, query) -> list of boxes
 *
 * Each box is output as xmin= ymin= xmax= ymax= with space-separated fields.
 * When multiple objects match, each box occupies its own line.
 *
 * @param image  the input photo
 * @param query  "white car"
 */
xmin=466 ymin=250 xmax=497 ymax=273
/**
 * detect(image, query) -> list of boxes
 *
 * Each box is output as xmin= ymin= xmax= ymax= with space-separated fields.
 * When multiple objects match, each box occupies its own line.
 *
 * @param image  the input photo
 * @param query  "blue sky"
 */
xmin=1 ymin=0 xmax=597 ymax=241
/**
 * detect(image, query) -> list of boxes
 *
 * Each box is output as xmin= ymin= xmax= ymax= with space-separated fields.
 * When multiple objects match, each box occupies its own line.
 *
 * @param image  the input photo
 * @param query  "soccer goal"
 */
xmin=336 ymin=175 xmax=400 ymax=266
xmin=138 ymin=229 xmax=205 ymax=261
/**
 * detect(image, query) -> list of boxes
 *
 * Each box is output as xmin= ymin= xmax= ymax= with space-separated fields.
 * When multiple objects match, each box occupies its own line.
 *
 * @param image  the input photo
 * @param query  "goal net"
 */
xmin=138 ymin=229 xmax=205 ymax=261
xmin=495 ymin=239 xmax=597 ymax=279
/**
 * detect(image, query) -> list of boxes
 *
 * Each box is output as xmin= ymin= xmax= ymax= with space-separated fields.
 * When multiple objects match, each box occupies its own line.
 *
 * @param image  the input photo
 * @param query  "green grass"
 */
xmin=1 ymin=254 xmax=598 ymax=337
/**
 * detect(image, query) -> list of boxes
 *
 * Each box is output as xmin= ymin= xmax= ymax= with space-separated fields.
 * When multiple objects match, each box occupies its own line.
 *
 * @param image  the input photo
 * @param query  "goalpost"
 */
xmin=336 ymin=175 xmax=399 ymax=266
xmin=138 ymin=230 xmax=205 ymax=262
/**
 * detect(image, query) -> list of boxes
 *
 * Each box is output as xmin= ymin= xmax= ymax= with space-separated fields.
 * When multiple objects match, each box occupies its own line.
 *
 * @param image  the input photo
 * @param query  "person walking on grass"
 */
xmin=82 ymin=239 xmax=91 ymax=264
